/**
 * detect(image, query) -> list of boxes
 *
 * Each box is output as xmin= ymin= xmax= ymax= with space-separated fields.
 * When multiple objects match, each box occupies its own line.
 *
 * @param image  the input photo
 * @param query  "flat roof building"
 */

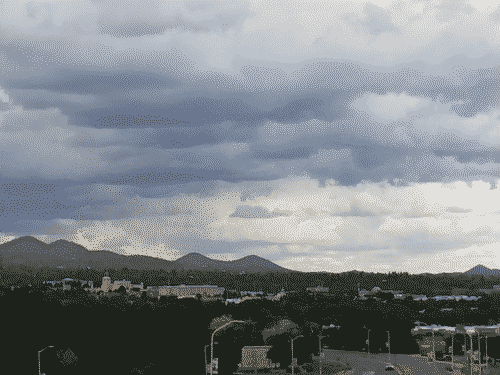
xmin=158 ymin=285 xmax=224 ymax=298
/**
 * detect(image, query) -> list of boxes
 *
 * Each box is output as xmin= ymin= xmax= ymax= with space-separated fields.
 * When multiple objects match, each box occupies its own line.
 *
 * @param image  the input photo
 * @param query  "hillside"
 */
xmin=461 ymin=264 xmax=500 ymax=277
xmin=0 ymin=236 xmax=289 ymax=273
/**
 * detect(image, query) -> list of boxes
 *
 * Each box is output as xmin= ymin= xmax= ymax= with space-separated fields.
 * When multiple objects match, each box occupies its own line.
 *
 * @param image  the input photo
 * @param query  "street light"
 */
xmin=291 ymin=335 xmax=304 ymax=375
xmin=38 ymin=346 xmax=54 ymax=375
xmin=205 ymin=343 xmax=217 ymax=374
xmin=211 ymin=320 xmax=244 ymax=375
xmin=386 ymin=331 xmax=391 ymax=365
xmin=363 ymin=326 xmax=371 ymax=354
xmin=415 ymin=322 xmax=435 ymax=361
xmin=319 ymin=325 xmax=340 ymax=375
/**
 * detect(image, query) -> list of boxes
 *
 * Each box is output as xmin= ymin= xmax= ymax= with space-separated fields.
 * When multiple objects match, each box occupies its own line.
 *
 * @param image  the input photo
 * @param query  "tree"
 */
xmin=117 ymin=285 xmax=127 ymax=294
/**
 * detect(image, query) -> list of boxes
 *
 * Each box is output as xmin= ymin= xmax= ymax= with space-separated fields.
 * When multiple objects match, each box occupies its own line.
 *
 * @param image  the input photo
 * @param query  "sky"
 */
xmin=1 ymin=0 xmax=500 ymax=274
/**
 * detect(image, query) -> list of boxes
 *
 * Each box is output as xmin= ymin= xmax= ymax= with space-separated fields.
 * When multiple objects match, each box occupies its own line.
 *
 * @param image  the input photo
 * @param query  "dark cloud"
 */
xmin=250 ymin=146 xmax=314 ymax=161
xmin=18 ymin=74 xmax=178 ymax=95
xmin=0 ymin=180 xmax=79 ymax=231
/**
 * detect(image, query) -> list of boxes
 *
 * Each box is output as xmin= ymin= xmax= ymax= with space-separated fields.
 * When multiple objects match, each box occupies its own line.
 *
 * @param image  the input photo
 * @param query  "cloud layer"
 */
xmin=1 ymin=0 xmax=500 ymax=273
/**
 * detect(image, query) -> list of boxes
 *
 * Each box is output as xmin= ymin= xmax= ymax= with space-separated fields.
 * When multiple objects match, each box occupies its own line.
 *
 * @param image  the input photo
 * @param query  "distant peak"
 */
xmin=468 ymin=264 xmax=491 ymax=271
xmin=180 ymin=252 xmax=209 ymax=258
xmin=14 ymin=236 xmax=43 ymax=243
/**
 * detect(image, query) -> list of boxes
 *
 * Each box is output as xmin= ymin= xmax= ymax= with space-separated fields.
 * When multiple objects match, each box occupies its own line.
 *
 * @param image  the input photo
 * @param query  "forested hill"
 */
xmin=0 ymin=236 xmax=288 ymax=273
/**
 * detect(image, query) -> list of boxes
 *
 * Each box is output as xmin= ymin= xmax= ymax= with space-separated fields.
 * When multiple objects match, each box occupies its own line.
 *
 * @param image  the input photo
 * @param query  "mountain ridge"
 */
xmin=0 ymin=236 xmax=290 ymax=273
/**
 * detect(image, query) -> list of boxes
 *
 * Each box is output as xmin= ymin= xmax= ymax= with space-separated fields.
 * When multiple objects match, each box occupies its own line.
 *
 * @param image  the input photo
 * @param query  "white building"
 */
xmin=112 ymin=279 xmax=131 ymax=291
xmin=158 ymin=285 xmax=225 ymax=298
xmin=101 ymin=272 xmax=111 ymax=292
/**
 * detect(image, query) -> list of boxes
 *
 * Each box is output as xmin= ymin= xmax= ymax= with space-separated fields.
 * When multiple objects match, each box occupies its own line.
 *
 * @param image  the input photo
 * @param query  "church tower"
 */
xmin=101 ymin=271 xmax=111 ymax=292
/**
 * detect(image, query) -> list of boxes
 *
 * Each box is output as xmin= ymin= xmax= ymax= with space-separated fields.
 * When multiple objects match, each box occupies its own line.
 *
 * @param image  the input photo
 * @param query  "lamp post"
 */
xmin=291 ymin=335 xmax=304 ymax=375
xmin=452 ymin=333 xmax=454 ymax=369
xmin=386 ymin=331 xmax=391 ymax=365
xmin=486 ymin=335 xmax=489 ymax=371
xmin=363 ymin=326 xmax=371 ymax=354
xmin=416 ymin=321 xmax=440 ymax=373
xmin=211 ymin=320 xmax=244 ymax=375
xmin=38 ymin=346 xmax=54 ymax=375
xmin=416 ymin=321 xmax=435 ymax=361
xmin=205 ymin=343 xmax=217 ymax=374
xmin=319 ymin=325 xmax=340 ymax=375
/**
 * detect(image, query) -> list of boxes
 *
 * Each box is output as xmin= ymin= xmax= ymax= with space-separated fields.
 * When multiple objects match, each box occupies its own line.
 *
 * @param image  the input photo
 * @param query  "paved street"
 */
xmin=321 ymin=350 xmax=466 ymax=375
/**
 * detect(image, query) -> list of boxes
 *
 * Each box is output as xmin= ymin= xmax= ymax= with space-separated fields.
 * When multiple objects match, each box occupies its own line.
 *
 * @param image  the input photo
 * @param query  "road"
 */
xmin=321 ymin=350 xmax=468 ymax=375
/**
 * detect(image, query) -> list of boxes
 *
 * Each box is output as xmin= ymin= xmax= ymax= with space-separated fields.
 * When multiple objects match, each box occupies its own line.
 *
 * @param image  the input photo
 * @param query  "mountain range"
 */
xmin=0 ymin=236 xmax=290 ymax=273
xmin=1 ymin=236 xmax=499 ymax=277
xmin=460 ymin=264 xmax=500 ymax=277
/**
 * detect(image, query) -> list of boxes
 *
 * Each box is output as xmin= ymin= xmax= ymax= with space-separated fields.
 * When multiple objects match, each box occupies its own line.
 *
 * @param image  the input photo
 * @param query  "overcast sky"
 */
xmin=1 ymin=0 xmax=500 ymax=274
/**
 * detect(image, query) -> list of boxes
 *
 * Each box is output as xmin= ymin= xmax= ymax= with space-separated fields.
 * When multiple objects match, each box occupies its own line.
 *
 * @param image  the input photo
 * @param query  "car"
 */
xmin=385 ymin=364 xmax=396 ymax=371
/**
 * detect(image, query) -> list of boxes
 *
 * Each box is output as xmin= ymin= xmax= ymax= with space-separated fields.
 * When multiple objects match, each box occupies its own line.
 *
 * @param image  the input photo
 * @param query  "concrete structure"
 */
xmin=158 ymin=285 xmax=224 ymax=298
xmin=412 ymin=324 xmax=500 ymax=365
xmin=357 ymin=287 xmax=404 ymax=300
xmin=45 ymin=279 xmax=93 ymax=290
xmin=431 ymin=295 xmax=480 ymax=301
xmin=101 ymin=272 xmax=111 ymax=292
xmin=265 ymin=291 xmax=286 ymax=301
xmin=240 ymin=291 xmax=264 ymax=297
xmin=112 ymin=279 xmax=131 ymax=291
xmin=307 ymin=286 xmax=329 ymax=293
xmin=236 ymin=346 xmax=279 ymax=373
xmin=412 ymin=295 xmax=428 ymax=301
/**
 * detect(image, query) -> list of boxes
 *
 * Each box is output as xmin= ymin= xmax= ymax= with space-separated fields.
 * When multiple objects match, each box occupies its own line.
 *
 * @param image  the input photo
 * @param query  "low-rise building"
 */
xmin=101 ymin=272 xmax=111 ymax=291
xmin=112 ymin=279 xmax=131 ymax=291
xmin=307 ymin=286 xmax=329 ymax=293
xmin=240 ymin=291 xmax=264 ymax=297
xmin=236 ymin=346 xmax=279 ymax=374
xmin=131 ymin=283 xmax=143 ymax=290
xmin=412 ymin=295 xmax=428 ymax=301
xmin=158 ymin=285 xmax=225 ymax=298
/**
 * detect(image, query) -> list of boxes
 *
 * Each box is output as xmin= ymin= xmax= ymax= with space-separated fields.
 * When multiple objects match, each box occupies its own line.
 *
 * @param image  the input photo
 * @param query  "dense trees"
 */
xmin=2 ymin=267 xmax=500 ymax=374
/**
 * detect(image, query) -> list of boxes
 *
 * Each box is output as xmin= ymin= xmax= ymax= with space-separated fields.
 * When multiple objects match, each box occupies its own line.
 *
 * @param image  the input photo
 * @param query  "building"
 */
xmin=62 ymin=278 xmax=73 ymax=290
xmin=158 ymin=285 xmax=225 ymax=298
xmin=236 ymin=346 xmax=280 ymax=373
xmin=431 ymin=295 xmax=480 ymax=301
xmin=412 ymin=295 xmax=428 ymax=301
xmin=101 ymin=272 xmax=111 ymax=292
xmin=44 ymin=279 xmax=93 ymax=290
xmin=225 ymin=298 xmax=242 ymax=305
xmin=240 ymin=291 xmax=264 ymax=297
xmin=266 ymin=291 xmax=286 ymax=301
xmin=112 ymin=279 xmax=131 ymax=291
xmin=411 ymin=324 xmax=500 ymax=362
xmin=307 ymin=286 xmax=329 ymax=293
xmin=131 ymin=283 xmax=143 ymax=290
